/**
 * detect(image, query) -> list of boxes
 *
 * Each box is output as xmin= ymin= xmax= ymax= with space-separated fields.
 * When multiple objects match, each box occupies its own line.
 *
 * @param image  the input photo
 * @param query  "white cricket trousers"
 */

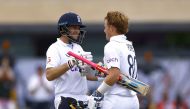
xmin=102 ymin=94 xmax=139 ymax=109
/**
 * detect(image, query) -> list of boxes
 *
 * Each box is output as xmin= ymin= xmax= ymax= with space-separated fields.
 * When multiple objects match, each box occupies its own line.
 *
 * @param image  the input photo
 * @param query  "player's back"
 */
xmin=104 ymin=35 xmax=137 ymax=96
xmin=119 ymin=39 xmax=137 ymax=79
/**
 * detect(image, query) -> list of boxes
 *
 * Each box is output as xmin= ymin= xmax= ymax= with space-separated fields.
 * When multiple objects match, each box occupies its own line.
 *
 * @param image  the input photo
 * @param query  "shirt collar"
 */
xmin=110 ymin=34 xmax=127 ymax=42
xmin=57 ymin=38 xmax=73 ymax=48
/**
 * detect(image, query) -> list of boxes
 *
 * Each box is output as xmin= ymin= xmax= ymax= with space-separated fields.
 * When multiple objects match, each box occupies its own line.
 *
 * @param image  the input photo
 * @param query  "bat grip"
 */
xmin=68 ymin=51 xmax=122 ymax=80
xmin=67 ymin=51 xmax=97 ymax=67
xmin=96 ymin=65 xmax=108 ymax=75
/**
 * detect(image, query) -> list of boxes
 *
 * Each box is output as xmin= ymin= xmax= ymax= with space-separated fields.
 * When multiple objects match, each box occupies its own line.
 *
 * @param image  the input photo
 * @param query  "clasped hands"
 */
xmin=67 ymin=51 xmax=93 ymax=75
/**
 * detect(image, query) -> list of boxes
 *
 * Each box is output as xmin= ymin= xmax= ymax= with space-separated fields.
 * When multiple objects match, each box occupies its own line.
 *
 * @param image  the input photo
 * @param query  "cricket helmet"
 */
xmin=58 ymin=12 xmax=86 ymax=44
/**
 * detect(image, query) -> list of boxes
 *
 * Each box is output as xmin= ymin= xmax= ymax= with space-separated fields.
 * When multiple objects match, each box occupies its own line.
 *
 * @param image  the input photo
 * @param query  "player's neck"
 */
xmin=109 ymin=32 xmax=120 ymax=38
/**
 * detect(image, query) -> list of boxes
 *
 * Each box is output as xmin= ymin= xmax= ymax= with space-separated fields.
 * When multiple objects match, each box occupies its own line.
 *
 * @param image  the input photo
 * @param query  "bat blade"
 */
xmin=67 ymin=51 xmax=150 ymax=96
xmin=118 ymin=74 xmax=150 ymax=96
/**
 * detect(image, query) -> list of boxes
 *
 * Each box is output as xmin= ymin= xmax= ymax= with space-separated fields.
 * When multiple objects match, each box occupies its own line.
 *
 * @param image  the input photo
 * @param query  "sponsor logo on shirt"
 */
xmin=107 ymin=58 xmax=118 ymax=63
xmin=71 ymin=67 xmax=80 ymax=72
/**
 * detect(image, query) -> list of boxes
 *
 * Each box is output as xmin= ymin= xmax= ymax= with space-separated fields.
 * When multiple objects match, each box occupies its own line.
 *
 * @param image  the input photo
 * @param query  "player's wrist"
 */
xmin=97 ymin=81 xmax=112 ymax=94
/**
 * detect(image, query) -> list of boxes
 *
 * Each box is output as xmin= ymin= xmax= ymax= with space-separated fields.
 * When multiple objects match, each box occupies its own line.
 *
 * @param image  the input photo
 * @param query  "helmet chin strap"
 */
xmin=60 ymin=30 xmax=78 ymax=44
xmin=68 ymin=35 xmax=76 ymax=44
xmin=67 ymin=35 xmax=80 ymax=44
xmin=60 ymin=26 xmax=85 ymax=44
xmin=68 ymin=39 xmax=72 ymax=44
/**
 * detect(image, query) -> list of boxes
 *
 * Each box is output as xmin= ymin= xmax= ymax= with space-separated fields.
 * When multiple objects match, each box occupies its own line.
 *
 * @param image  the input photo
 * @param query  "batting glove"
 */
xmin=82 ymin=52 xmax=93 ymax=61
xmin=78 ymin=51 xmax=93 ymax=66
xmin=67 ymin=56 xmax=78 ymax=69
xmin=95 ymin=62 xmax=107 ymax=78
xmin=67 ymin=51 xmax=93 ymax=70
xmin=88 ymin=91 xmax=104 ymax=109
xmin=78 ymin=51 xmax=93 ymax=76
xmin=79 ymin=64 xmax=93 ymax=76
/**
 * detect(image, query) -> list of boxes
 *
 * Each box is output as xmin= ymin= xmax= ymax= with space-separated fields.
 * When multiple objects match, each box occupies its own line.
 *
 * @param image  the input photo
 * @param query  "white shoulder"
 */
xmin=46 ymin=42 xmax=59 ymax=54
xmin=104 ymin=41 xmax=117 ymax=50
xmin=104 ymin=41 xmax=118 ymax=54
xmin=104 ymin=42 xmax=113 ymax=49
xmin=126 ymin=40 xmax=133 ymax=45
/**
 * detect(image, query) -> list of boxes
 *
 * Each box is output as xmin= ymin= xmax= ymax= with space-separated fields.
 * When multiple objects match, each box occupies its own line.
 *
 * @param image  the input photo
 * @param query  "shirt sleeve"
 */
xmin=46 ymin=45 xmax=60 ymax=69
xmin=104 ymin=43 xmax=120 ymax=69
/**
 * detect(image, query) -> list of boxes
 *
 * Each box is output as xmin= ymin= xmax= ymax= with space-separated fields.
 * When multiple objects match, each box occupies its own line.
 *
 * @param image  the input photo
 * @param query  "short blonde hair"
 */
xmin=105 ymin=11 xmax=129 ymax=34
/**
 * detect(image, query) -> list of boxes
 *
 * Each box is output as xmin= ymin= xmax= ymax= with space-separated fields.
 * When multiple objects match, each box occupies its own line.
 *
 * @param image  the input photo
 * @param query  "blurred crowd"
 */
xmin=0 ymin=39 xmax=190 ymax=109
xmin=137 ymin=51 xmax=190 ymax=109
xmin=0 ymin=40 xmax=54 ymax=109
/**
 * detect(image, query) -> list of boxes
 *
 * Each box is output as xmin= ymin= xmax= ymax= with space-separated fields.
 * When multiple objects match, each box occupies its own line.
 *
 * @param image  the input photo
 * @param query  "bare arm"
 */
xmin=104 ymin=67 xmax=120 ymax=86
xmin=86 ymin=73 xmax=98 ymax=81
xmin=46 ymin=63 xmax=70 ymax=81
xmin=96 ymin=67 xmax=120 ymax=94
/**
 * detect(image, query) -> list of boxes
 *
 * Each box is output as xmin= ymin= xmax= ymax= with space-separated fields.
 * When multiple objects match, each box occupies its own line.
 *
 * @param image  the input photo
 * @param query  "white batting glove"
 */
xmin=67 ymin=56 xmax=78 ymax=69
xmin=67 ymin=51 xmax=93 ymax=69
xmin=81 ymin=52 xmax=93 ymax=61
xmin=95 ymin=62 xmax=107 ymax=78
xmin=79 ymin=64 xmax=93 ymax=76
xmin=78 ymin=52 xmax=93 ymax=76
xmin=88 ymin=91 xmax=104 ymax=109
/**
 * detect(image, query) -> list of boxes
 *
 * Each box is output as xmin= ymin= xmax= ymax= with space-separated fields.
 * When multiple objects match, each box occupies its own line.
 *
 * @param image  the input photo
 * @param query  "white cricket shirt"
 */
xmin=46 ymin=38 xmax=88 ymax=101
xmin=104 ymin=35 xmax=137 ymax=96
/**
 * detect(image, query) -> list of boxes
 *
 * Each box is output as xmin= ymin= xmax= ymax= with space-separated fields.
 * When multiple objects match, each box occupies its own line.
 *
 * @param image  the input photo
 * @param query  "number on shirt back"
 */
xmin=128 ymin=54 xmax=137 ymax=79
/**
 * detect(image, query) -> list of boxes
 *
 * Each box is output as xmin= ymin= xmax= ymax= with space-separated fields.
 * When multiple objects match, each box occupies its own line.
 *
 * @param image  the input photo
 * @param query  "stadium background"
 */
xmin=0 ymin=0 xmax=190 ymax=109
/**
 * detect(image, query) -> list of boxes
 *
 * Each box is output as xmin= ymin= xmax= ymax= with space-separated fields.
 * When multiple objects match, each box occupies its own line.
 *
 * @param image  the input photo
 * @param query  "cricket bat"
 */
xmin=67 ymin=51 xmax=150 ymax=96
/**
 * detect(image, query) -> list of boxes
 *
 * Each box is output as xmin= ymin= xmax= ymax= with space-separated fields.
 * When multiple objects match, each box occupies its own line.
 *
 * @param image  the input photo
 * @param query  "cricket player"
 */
xmin=46 ymin=12 xmax=96 ymax=109
xmin=88 ymin=11 xmax=139 ymax=109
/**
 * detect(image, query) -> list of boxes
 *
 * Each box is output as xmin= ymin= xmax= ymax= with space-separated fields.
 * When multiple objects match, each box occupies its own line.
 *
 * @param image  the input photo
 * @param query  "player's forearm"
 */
xmin=104 ymin=67 xmax=120 ymax=86
xmin=96 ymin=67 xmax=120 ymax=94
xmin=46 ymin=63 xmax=70 ymax=81
xmin=86 ymin=73 xmax=98 ymax=81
